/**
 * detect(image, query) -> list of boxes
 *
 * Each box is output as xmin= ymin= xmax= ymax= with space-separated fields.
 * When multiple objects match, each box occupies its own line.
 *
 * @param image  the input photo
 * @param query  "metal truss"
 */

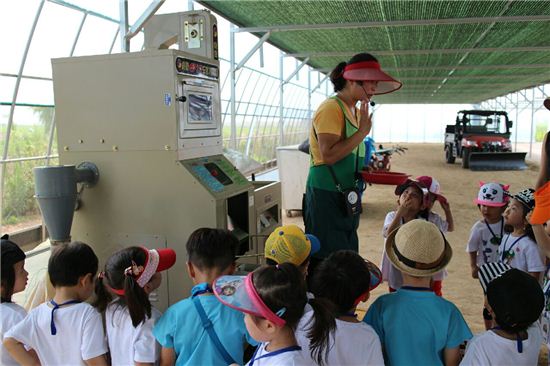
xmin=284 ymin=46 xmax=550 ymax=58
xmin=233 ymin=15 xmax=550 ymax=33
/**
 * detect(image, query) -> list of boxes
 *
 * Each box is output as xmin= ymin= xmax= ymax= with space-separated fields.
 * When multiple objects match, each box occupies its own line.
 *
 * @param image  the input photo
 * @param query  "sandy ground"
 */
xmin=284 ymin=142 xmax=547 ymax=362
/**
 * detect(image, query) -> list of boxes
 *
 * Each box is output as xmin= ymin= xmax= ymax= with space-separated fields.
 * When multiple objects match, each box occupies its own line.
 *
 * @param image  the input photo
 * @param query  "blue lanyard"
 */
xmin=500 ymin=234 xmax=526 ymax=262
xmin=49 ymin=299 xmax=81 ymax=335
xmin=249 ymin=345 xmax=302 ymax=366
xmin=491 ymin=326 xmax=523 ymax=353
xmin=401 ymin=286 xmax=433 ymax=292
xmin=191 ymin=283 xmax=213 ymax=297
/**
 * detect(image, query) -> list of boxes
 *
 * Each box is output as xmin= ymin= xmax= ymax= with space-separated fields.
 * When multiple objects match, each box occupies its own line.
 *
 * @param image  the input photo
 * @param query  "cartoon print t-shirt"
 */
xmin=466 ymin=220 xmax=504 ymax=265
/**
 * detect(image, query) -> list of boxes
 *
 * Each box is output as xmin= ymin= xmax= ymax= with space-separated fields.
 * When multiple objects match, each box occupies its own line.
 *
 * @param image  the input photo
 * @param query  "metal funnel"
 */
xmin=33 ymin=162 xmax=99 ymax=244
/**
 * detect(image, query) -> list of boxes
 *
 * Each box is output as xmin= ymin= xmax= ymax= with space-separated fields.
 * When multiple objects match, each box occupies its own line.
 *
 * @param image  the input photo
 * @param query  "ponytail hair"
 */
xmin=330 ymin=62 xmax=347 ymax=92
xmin=93 ymin=274 xmax=112 ymax=313
xmin=306 ymin=298 xmax=337 ymax=366
xmin=253 ymin=263 xmax=336 ymax=366
xmin=253 ymin=263 xmax=306 ymax=329
xmin=330 ymin=53 xmax=380 ymax=92
xmin=92 ymin=246 xmax=151 ymax=327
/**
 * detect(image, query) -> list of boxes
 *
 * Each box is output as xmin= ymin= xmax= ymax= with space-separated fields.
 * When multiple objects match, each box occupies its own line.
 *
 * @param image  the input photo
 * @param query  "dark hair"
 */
xmin=253 ymin=263 xmax=336 ymax=366
xmin=311 ymin=250 xmax=370 ymax=314
xmin=48 ymin=241 xmax=98 ymax=287
xmin=503 ymin=198 xmax=536 ymax=242
xmin=92 ymin=247 xmax=151 ymax=327
xmin=186 ymin=228 xmax=238 ymax=271
xmin=1 ymin=234 xmax=26 ymax=302
xmin=330 ymin=53 xmax=378 ymax=92
xmin=487 ymin=268 xmax=544 ymax=333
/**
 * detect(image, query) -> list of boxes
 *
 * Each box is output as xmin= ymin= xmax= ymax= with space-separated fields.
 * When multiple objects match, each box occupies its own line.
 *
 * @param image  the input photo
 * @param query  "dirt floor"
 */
xmin=283 ymin=142 xmax=547 ymax=362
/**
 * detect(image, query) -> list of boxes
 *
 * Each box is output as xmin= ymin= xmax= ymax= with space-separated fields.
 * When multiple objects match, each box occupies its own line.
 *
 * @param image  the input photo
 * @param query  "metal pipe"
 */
xmin=233 ymin=15 xmax=550 ymax=33
xmin=119 ymin=0 xmax=129 ymax=52
xmin=70 ymin=12 xmax=88 ymax=56
xmin=235 ymin=32 xmax=271 ymax=71
xmin=125 ymin=0 xmax=165 ymax=40
xmin=529 ymin=88 xmax=535 ymax=159
xmin=279 ymin=52 xmax=284 ymax=146
xmin=230 ymin=24 xmax=237 ymax=149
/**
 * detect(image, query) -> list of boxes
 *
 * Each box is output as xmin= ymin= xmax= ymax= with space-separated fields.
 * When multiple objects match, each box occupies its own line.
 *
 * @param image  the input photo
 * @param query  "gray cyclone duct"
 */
xmin=33 ymin=162 xmax=99 ymax=244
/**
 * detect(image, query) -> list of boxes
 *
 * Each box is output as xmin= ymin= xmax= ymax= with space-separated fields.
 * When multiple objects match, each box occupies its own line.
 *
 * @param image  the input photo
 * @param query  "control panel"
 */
xmin=183 ymin=156 xmax=249 ymax=194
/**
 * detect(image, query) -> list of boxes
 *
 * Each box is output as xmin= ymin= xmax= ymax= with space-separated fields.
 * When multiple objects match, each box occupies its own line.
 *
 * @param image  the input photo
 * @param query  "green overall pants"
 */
xmin=304 ymin=97 xmax=365 ymax=259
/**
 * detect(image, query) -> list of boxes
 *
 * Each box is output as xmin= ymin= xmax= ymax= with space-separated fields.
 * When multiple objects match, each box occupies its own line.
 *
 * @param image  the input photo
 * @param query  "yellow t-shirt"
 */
xmin=309 ymin=98 xmax=359 ymax=165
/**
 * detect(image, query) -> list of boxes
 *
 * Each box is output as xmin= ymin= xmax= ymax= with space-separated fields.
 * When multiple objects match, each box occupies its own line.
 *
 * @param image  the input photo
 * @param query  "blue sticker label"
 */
xmin=164 ymin=93 xmax=172 ymax=106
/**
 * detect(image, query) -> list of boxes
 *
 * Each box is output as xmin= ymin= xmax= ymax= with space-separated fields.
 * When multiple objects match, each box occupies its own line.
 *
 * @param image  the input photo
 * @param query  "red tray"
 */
xmin=361 ymin=171 xmax=410 ymax=185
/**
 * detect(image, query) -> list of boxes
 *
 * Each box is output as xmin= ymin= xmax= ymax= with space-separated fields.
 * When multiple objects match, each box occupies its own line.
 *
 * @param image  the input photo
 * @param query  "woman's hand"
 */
xmin=358 ymin=100 xmax=372 ymax=135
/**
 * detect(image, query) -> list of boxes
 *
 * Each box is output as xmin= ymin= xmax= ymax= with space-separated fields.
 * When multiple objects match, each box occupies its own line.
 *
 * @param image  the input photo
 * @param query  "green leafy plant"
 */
xmin=2 ymin=107 xmax=54 ymax=225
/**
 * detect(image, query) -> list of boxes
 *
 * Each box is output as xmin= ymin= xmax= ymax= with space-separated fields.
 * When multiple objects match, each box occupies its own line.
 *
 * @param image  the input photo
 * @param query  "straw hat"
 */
xmin=385 ymin=219 xmax=452 ymax=277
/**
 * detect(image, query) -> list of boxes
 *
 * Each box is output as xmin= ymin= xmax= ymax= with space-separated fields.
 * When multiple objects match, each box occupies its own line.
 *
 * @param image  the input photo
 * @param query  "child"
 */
xmin=1 ymin=235 xmax=31 ymax=366
xmin=416 ymin=175 xmax=454 ymax=232
xmin=4 ymin=241 xmax=108 ymax=365
xmin=264 ymin=225 xmax=320 ymax=277
xmin=365 ymin=219 xmax=472 ymax=366
xmin=416 ymin=175 xmax=453 ymax=296
xmin=93 ymin=246 xmax=176 ymax=366
xmin=295 ymin=250 xmax=384 ymax=365
xmin=381 ymin=178 xmax=446 ymax=292
xmin=467 ymin=182 xmax=510 ymax=278
xmin=467 ymin=182 xmax=510 ymax=329
xmin=153 ymin=228 xmax=254 ymax=366
xmin=214 ymin=263 xmax=336 ymax=366
xmin=461 ymin=263 xmax=544 ymax=365
xmin=498 ymin=188 xmax=545 ymax=279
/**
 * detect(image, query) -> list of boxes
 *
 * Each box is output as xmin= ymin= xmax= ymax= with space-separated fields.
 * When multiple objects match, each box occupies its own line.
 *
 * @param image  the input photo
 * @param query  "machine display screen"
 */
xmin=175 ymin=57 xmax=219 ymax=79
xmin=204 ymin=162 xmax=233 ymax=186
xmin=188 ymin=94 xmax=213 ymax=122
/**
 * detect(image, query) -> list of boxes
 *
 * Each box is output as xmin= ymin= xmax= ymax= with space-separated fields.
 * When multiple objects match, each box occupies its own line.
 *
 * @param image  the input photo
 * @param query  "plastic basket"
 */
xmin=361 ymin=171 xmax=410 ymax=185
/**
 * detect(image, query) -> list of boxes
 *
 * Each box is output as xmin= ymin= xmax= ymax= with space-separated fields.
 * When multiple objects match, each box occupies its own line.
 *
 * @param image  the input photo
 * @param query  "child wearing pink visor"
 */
xmin=214 ymin=263 xmax=336 ymax=366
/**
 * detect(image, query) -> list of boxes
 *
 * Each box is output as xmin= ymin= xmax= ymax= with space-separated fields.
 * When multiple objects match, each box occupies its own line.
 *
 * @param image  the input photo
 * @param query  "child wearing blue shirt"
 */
xmin=153 ymin=228 xmax=255 ymax=366
xmin=364 ymin=220 xmax=472 ymax=366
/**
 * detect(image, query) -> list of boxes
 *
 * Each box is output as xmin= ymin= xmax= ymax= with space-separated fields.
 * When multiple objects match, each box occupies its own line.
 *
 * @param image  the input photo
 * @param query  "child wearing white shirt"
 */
xmin=462 ymin=263 xmax=544 ymax=365
xmin=1 ymin=235 xmax=31 ymax=366
xmin=4 ymin=241 xmax=108 ymax=366
xmin=498 ymin=189 xmax=545 ymax=278
xmin=295 ymin=250 xmax=384 ymax=366
xmin=93 ymin=246 xmax=176 ymax=366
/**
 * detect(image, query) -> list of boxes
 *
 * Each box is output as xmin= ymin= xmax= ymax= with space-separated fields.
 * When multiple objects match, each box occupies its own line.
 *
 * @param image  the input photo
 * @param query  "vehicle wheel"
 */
xmin=462 ymin=148 xmax=470 ymax=169
xmin=445 ymin=145 xmax=455 ymax=164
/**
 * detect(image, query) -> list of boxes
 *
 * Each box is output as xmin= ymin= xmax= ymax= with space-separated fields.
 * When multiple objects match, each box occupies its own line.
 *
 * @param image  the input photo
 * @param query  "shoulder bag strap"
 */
xmin=192 ymin=296 xmax=236 ymax=365
xmin=313 ymin=97 xmax=361 ymax=191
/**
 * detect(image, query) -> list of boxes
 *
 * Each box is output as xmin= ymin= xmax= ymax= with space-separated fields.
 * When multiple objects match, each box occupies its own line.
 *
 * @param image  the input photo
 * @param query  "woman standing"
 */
xmin=304 ymin=53 xmax=401 ymax=274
